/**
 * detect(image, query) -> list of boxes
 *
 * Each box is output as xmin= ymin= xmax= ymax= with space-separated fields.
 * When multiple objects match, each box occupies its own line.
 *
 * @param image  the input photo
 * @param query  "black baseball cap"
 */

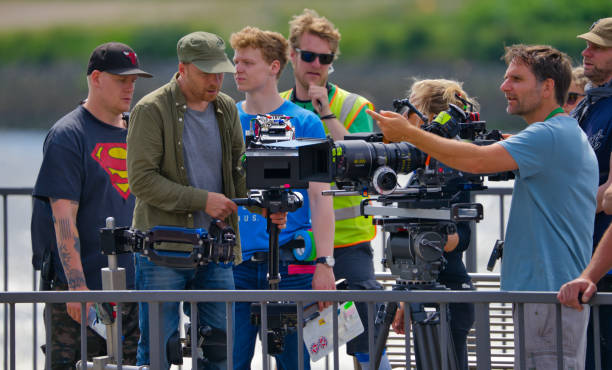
xmin=87 ymin=42 xmax=153 ymax=78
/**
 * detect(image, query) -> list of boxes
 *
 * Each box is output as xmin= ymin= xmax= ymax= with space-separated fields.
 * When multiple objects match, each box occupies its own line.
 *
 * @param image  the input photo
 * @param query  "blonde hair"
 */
xmin=571 ymin=66 xmax=589 ymax=91
xmin=230 ymin=26 xmax=289 ymax=78
xmin=288 ymin=9 xmax=341 ymax=55
xmin=409 ymin=79 xmax=479 ymax=119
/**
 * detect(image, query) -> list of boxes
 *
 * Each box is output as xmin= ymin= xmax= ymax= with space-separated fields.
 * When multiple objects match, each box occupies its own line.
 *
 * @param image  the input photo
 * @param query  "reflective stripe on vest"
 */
xmin=335 ymin=205 xmax=362 ymax=221
xmin=339 ymin=93 xmax=359 ymax=124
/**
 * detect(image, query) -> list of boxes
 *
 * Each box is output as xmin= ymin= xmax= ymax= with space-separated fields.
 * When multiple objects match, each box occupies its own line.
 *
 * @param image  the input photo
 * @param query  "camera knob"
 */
xmin=372 ymin=166 xmax=397 ymax=195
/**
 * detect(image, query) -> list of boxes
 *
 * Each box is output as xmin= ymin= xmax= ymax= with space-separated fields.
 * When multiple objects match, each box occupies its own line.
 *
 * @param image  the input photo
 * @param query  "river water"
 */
xmin=0 ymin=129 xmax=510 ymax=368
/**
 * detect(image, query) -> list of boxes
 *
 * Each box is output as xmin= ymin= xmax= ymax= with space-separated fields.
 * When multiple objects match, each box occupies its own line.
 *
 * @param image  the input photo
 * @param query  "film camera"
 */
xmin=240 ymin=99 xmax=512 ymax=368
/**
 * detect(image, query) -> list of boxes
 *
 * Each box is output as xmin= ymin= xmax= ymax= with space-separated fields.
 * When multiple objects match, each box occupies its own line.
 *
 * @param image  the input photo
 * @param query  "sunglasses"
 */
xmin=567 ymin=92 xmax=585 ymax=105
xmin=295 ymin=48 xmax=334 ymax=65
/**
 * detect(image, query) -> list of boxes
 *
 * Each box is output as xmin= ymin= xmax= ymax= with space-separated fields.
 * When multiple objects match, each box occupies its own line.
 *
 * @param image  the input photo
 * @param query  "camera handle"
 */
xmin=233 ymin=189 xmax=303 ymax=289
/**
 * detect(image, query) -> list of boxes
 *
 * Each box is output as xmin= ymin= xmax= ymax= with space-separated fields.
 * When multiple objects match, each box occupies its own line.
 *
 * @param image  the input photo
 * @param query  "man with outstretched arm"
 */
xmin=368 ymin=44 xmax=597 ymax=369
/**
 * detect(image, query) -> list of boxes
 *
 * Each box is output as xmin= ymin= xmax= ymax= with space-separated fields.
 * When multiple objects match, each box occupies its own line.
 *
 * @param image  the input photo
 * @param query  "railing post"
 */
xmin=297 ymin=301 xmax=304 ymax=370
xmin=474 ymin=303 xmax=491 ymax=370
xmin=149 ymin=302 xmax=163 ymax=369
xmin=225 ymin=301 xmax=232 ymax=370
xmin=3 ymin=195 xmax=8 ymax=370
xmin=555 ymin=304 xmax=564 ymax=370
xmin=594 ymin=305 xmax=601 ymax=370
xmin=367 ymin=301 xmax=375 ymax=368
xmin=332 ymin=301 xmax=339 ymax=370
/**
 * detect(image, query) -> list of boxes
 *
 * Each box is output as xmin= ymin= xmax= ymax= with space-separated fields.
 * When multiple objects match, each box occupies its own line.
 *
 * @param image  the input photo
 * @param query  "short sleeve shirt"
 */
xmin=32 ymin=106 xmax=136 ymax=289
xmin=498 ymin=116 xmax=597 ymax=291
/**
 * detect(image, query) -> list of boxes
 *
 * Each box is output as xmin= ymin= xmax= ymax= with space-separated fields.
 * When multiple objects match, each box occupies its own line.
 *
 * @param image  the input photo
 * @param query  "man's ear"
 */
xmin=89 ymin=70 xmax=102 ymax=87
xmin=542 ymin=78 xmax=555 ymax=99
xmin=178 ymin=62 xmax=186 ymax=77
xmin=270 ymin=60 xmax=281 ymax=76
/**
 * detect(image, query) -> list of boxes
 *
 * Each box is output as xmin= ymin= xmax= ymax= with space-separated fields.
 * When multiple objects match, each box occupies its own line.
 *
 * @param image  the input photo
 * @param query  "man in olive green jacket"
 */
xmin=127 ymin=31 xmax=285 ymax=369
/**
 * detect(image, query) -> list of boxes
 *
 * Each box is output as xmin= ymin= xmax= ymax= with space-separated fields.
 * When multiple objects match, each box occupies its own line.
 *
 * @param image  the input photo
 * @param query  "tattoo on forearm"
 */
xmin=73 ymin=236 xmax=81 ymax=254
xmin=57 ymin=217 xmax=72 ymax=240
xmin=65 ymin=269 xmax=87 ymax=289
xmin=56 ymin=241 xmax=72 ymax=265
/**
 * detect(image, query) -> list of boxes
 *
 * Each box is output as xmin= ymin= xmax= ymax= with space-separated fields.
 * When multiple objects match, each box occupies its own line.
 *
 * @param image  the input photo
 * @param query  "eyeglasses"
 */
xmin=567 ymin=92 xmax=585 ymax=105
xmin=295 ymin=48 xmax=335 ymax=65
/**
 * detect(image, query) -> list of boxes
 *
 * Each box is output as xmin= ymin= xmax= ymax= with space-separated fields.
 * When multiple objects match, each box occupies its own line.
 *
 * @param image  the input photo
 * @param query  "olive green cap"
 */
xmin=578 ymin=17 xmax=612 ymax=48
xmin=177 ymin=31 xmax=236 ymax=73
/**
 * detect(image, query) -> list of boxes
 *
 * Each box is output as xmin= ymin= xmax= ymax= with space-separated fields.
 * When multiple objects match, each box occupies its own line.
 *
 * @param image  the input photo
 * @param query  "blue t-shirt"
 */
xmin=236 ymin=100 xmax=326 ymax=258
xmin=32 ymin=105 xmax=136 ymax=290
xmin=498 ymin=116 xmax=597 ymax=291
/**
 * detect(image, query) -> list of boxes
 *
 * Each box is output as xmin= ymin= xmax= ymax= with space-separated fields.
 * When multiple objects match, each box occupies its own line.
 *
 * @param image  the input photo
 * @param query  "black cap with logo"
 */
xmin=87 ymin=42 xmax=153 ymax=78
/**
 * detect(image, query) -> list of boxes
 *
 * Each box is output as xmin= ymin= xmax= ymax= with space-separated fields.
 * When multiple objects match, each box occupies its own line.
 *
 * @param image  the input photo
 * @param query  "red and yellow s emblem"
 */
xmin=91 ymin=143 xmax=130 ymax=200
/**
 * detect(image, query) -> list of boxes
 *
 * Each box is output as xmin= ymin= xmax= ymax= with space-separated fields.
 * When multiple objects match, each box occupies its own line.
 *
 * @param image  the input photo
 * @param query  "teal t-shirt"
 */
xmin=498 ymin=115 xmax=597 ymax=291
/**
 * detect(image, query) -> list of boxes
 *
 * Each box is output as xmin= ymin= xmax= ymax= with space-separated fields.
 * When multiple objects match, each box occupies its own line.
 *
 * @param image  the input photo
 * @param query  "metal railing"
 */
xmin=2 ymin=185 xmax=600 ymax=370
xmin=1 ymin=289 xmax=611 ymax=370
xmin=0 ymin=187 xmax=39 ymax=370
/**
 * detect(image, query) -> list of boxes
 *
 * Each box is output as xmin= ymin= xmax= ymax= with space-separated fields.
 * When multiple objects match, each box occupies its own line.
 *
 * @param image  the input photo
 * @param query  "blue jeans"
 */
xmin=134 ymin=253 xmax=234 ymax=369
xmin=232 ymin=259 xmax=312 ymax=370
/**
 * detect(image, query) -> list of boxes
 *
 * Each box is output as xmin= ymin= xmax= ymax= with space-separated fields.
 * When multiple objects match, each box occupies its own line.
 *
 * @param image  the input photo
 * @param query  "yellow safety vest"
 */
xmin=280 ymin=85 xmax=377 ymax=248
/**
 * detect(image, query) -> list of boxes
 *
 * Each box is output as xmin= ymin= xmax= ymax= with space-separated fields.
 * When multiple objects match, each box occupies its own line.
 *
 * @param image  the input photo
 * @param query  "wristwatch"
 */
xmin=315 ymin=256 xmax=335 ymax=268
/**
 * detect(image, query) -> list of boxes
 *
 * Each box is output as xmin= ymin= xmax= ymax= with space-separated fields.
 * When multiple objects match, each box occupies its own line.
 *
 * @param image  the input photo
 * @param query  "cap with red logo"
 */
xmin=87 ymin=42 xmax=153 ymax=78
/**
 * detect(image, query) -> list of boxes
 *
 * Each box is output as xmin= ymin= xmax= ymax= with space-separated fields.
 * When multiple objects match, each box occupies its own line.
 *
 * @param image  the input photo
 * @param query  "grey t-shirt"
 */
xmin=182 ymin=104 xmax=223 ymax=229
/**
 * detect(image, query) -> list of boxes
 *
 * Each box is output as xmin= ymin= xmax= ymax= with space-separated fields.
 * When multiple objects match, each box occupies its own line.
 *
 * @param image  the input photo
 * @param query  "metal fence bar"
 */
xmin=367 ymin=301 xmax=375 ymax=368
xmin=3 ymin=194 xmax=8 ymax=370
xmin=9 ymin=302 xmax=14 ymax=370
xmin=404 ymin=302 xmax=410 ymax=368
xmin=32 ymin=270 xmax=38 ymax=370
xmin=474 ymin=302 xmax=491 ymax=370
xmin=517 ymin=303 xmax=526 ymax=370
xmin=116 ymin=303 xmax=123 ymax=368
xmin=191 ymin=301 xmax=198 ymax=370
xmin=261 ymin=301 xmax=268 ymax=370
xmin=297 ymin=301 xmax=304 ymax=370
xmin=556 ymin=304 xmax=563 ymax=370
xmin=45 ymin=301 xmax=51 ymax=370
xmin=149 ymin=302 xmax=162 ymax=369
xmin=332 ymin=301 xmax=339 ymax=370
xmin=440 ymin=302 xmax=449 ymax=370
xmin=594 ymin=304 xmax=601 ymax=370
xmin=225 ymin=301 xmax=232 ymax=370
xmin=80 ymin=302 xmax=86 ymax=370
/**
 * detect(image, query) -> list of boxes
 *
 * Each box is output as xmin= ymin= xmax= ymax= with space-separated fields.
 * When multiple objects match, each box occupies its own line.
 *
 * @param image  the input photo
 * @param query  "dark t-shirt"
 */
xmin=32 ymin=105 xmax=135 ymax=290
xmin=574 ymin=89 xmax=612 ymax=248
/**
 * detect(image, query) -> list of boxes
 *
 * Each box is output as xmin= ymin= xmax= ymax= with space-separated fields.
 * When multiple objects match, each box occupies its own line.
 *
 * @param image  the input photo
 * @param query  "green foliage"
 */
xmin=0 ymin=0 xmax=610 ymax=64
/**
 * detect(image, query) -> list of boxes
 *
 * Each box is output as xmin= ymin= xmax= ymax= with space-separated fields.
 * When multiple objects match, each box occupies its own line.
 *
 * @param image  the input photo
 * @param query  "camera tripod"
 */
xmin=373 ymin=280 xmax=459 ymax=370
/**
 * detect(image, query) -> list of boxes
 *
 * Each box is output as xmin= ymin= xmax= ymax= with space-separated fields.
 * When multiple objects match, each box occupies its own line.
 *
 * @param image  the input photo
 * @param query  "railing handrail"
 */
xmin=0 ymin=187 xmax=33 ymax=196
xmin=1 ymin=289 xmax=610 ymax=305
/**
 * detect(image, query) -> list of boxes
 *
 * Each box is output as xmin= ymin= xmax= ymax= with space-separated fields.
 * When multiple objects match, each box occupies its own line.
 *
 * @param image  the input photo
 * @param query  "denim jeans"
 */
xmin=134 ymin=253 xmax=234 ymax=369
xmin=232 ymin=259 xmax=312 ymax=370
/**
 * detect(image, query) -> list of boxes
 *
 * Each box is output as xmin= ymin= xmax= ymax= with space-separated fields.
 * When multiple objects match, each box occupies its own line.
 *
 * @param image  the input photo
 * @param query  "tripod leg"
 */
xmin=373 ymin=301 xmax=397 ymax=369
xmin=411 ymin=305 xmax=459 ymax=370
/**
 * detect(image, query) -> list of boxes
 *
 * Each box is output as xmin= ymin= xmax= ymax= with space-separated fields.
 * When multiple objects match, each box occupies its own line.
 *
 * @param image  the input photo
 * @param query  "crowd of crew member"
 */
xmin=30 ymin=11 xmax=612 ymax=370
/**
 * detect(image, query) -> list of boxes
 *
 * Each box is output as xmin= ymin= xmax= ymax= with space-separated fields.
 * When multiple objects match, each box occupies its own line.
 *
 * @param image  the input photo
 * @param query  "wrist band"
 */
xmin=320 ymin=113 xmax=336 ymax=120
